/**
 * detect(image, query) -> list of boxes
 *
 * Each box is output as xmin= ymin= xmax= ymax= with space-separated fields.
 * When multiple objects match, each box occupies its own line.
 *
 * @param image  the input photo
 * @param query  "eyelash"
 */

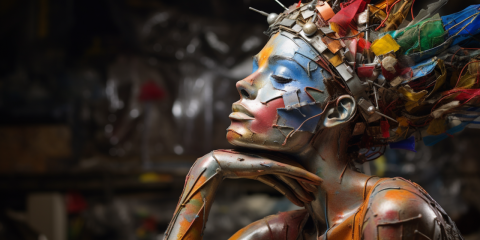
xmin=272 ymin=75 xmax=294 ymax=84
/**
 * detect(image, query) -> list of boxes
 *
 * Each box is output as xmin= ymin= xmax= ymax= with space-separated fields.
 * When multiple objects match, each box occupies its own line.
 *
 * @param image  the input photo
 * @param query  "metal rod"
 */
xmin=332 ymin=0 xmax=341 ymax=9
xmin=373 ymin=85 xmax=379 ymax=109
xmin=311 ymin=11 xmax=317 ymax=22
xmin=375 ymin=111 xmax=398 ymax=123
xmin=274 ymin=0 xmax=288 ymax=10
xmin=367 ymin=80 xmax=384 ymax=89
xmin=365 ymin=5 xmax=371 ymax=63
xmin=249 ymin=7 xmax=269 ymax=16
xmin=308 ymin=0 xmax=318 ymax=10
xmin=365 ymin=6 xmax=370 ymax=42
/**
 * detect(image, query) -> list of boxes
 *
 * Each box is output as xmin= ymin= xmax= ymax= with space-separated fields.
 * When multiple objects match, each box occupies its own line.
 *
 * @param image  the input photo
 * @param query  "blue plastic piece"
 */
xmin=423 ymin=122 xmax=469 ymax=146
xmin=396 ymin=57 xmax=438 ymax=85
xmin=423 ymin=107 xmax=480 ymax=146
xmin=390 ymin=136 xmax=416 ymax=152
xmin=410 ymin=57 xmax=438 ymax=80
xmin=441 ymin=5 xmax=480 ymax=46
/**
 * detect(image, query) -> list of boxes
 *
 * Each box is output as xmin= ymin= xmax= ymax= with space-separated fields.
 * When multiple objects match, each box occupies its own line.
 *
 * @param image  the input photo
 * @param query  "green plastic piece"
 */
xmin=385 ymin=14 xmax=446 ymax=55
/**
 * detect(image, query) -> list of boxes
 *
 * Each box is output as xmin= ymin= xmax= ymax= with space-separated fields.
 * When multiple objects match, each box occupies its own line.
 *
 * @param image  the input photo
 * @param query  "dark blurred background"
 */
xmin=0 ymin=0 xmax=479 ymax=240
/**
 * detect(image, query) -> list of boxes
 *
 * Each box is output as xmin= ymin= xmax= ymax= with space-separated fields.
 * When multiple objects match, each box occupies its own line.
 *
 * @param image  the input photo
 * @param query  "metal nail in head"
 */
xmin=374 ymin=110 xmax=398 ymax=123
xmin=267 ymin=13 xmax=279 ymax=25
xmin=303 ymin=22 xmax=317 ymax=36
xmin=303 ymin=13 xmax=318 ymax=36
xmin=367 ymin=106 xmax=376 ymax=115
xmin=249 ymin=7 xmax=279 ymax=25
xmin=308 ymin=0 xmax=318 ymax=10
xmin=274 ymin=0 xmax=288 ymax=10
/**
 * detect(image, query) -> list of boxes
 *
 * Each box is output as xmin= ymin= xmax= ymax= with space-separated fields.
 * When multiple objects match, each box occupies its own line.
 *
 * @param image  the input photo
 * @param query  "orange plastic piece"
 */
xmin=316 ymin=2 xmax=335 ymax=21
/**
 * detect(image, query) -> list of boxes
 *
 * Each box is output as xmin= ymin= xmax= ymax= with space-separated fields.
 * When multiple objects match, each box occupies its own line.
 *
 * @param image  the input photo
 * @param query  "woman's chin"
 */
xmin=226 ymin=126 xmax=315 ymax=153
xmin=226 ymin=130 xmax=266 ymax=149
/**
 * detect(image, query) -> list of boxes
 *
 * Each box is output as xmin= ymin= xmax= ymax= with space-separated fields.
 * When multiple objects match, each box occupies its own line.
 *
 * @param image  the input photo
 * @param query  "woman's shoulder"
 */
xmin=360 ymin=177 xmax=463 ymax=240
xmin=366 ymin=177 xmax=437 ymax=223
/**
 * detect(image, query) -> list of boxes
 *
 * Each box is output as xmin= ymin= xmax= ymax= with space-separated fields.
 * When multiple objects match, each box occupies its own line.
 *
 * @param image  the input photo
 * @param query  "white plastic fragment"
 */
xmin=382 ymin=56 xmax=398 ymax=73
xmin=431 ymin=101 xmax=460 ymax=118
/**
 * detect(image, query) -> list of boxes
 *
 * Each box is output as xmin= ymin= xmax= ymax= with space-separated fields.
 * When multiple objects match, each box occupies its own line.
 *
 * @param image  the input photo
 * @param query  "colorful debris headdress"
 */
xmin=250 ymin=0 xmax=480 ymax=162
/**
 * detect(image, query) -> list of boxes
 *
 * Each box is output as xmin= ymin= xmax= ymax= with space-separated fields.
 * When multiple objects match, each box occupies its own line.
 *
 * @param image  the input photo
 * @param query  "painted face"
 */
xmin=227 ymin=32 xmax=330 ymax=152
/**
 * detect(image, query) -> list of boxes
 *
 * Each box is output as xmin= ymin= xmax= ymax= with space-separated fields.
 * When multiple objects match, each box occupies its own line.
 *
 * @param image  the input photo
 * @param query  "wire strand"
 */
xmin=324 ymin=24 xmax=380 ymax=40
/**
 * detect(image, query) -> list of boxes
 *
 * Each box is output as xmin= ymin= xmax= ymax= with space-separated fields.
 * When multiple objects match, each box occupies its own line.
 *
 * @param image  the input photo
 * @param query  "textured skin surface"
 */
xmin=362 ymin=178 xmax=439 ymax=240
xmin=319 ymin=178 xmax=462 ymax=240
xmin=226 ymin=178 xmax=462 ymax=240
xmin=165 ymin=4 xmax=466 ymax=238
xmin=164 ymin=151 xmax=322 ymax=240
xmin=229 ymin=210 xmax=315 ymax=240
xmin=362 ymin=178 xmax=462 ymax=240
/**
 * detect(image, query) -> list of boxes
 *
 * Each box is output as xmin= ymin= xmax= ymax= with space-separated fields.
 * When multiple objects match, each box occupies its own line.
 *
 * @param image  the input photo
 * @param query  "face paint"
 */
xmin=227 ymin=32 xmax=331 ymax=152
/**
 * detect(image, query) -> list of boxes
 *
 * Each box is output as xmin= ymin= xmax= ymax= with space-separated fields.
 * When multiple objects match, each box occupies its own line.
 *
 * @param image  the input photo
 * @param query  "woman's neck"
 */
xmin=291 ymin=126 xmax=376 ymax=235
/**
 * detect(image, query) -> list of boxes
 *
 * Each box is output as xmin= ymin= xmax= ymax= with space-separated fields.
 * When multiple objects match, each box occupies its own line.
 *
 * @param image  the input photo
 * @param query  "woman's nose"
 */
xmin=235 ymin=72 xmax=260 ymax=100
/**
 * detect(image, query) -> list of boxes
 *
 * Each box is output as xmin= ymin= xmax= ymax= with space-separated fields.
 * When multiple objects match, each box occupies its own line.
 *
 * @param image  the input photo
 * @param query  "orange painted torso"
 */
xmin=318 ymin=178 xmax=383 ymax=240
xmin=318 ymin=177 xmax=462 ymax=240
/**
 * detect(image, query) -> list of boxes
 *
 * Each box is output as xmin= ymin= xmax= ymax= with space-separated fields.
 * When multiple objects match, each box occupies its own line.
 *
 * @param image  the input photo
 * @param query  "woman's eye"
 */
xmin=272 ymin=75 xmax=294 ymax=84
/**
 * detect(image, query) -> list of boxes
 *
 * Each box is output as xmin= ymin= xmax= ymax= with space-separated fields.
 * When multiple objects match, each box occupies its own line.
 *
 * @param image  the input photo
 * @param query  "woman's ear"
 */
xmin=324 ymin=95 xmax=356 ymax=128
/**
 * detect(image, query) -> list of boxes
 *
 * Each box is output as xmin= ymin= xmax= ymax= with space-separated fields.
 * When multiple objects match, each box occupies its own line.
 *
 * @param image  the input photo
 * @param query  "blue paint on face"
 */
xmin=266 ymin=42 xmax=328 ymax=107
xmin=277 ymin=104 xmax=324 ymax=133
xmin=253 ymin=33 xmax=329 ymax=132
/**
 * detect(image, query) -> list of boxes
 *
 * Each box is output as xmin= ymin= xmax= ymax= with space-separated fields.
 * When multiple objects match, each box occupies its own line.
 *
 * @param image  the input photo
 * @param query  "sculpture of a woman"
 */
xmin=165 ymin=1 xmax=479 ymax=239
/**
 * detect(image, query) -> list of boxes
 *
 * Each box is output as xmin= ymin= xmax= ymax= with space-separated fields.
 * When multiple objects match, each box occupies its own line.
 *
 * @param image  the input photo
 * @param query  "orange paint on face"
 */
xmin=258 ymin=46 xmax=273 ymax=69
xmin=256 ymin=32 xmax=279 ymax=69
xmin=226 ymin=129 xmax=242 ymax=143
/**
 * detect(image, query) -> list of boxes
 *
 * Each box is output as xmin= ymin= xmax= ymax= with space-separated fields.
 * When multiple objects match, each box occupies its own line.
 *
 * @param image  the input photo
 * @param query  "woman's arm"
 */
xmin=164 ymin=152 xmax=221 ymax=240
xmin=164 ymin=150 xmax=322 ymax=240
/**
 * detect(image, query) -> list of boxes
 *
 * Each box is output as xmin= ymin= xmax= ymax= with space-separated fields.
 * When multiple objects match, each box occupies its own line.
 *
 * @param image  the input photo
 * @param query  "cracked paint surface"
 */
xmin=227 ymin=32 xmax=329 ymax=151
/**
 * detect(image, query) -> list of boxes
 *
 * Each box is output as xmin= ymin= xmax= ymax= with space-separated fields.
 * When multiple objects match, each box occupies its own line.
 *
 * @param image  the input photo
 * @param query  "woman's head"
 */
xmin=227 ymin=32 xmax=357 ymax=153
xmin=228 ymin=1 xmax=480 ymax=161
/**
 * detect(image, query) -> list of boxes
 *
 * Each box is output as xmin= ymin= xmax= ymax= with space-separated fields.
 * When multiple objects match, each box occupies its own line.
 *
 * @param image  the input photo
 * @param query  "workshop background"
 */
xmin=0 ymin=0 xmax=479 ymax=240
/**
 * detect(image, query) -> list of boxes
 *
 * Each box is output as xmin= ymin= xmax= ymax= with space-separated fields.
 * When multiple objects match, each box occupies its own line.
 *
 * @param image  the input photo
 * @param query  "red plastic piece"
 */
xmin=66 ymin=192 xmax=87 ymax=214
xmin=139 ymin=80 xmax=165 ymax=101
xmin=453 ymin=89 xmax=480 ymax=101
xmin=357 ymin=66 xmax=375 ymax=78
xmin=329 ymin=0 xmax=369 ymax=33
xmin=357 ymin=38 xmax=371 ymax=54
xmin=381 ymin=121 xmax=390 ymax=138
xmin=382 ymin=64 xmax=411 ymax=81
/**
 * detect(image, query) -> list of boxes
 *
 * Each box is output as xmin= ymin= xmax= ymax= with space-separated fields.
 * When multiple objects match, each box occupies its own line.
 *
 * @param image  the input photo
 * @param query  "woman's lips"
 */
xmin=229 ymin=112 xmax=255 ymax=120
xmin=230 ymin=103 xmax=255 ymax=120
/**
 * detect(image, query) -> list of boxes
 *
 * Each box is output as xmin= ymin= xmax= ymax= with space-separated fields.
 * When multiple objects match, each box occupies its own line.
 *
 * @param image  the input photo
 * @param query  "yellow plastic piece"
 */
xmin=139 ymin=172 xmax=173 ymax=183
xmin=449 ymin=62 xmax=478 ymax=89
xmin=330 ymin=22 xmax=342 ymax=35
xmin=395 ymin=116 xmax=410 ymax=137
xmin=457 ymin=74 xmax=476 ymax=89
xmin=373 ymin=155 xmax=387 ymax=177
xmin=329 ymin=53 xmax=343 ymax=67
xmin=398 ymin=86 xmax=428 ymax=112
xmin=427 ymin=60 xmax=447 ymax=98
xmin=370 ymin=34 xmax=400 ymax=56
xmin=426 ymin=118 xmax=446 ymax=135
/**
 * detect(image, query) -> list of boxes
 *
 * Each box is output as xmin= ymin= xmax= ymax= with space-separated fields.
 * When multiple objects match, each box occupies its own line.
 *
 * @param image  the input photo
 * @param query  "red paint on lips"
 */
xmin=250 ymin=98 xmax=285 ymax=134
